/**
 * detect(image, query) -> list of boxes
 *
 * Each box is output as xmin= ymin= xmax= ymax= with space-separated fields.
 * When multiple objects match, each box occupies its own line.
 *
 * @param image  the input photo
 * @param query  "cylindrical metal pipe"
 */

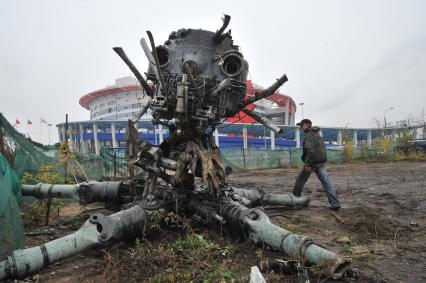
xmin=262 ymin=193 xmax=310 ymax=208
xmin=20 ymin=181 xmax=124 ymax=206
xmin=221 ymin=203 xmax=350 ymax=278
xmin=231 ymin=187 xmax=310 ymax=208
xmin=78 ymin=181 xmax=121 ymax=205
xmin=244 ymin=74 xmax=288 ymax=106
xmin=0 ymin=221 xmax=99 ymax=281
xmin=242 ymin=109 xmax=283 ymax=134
xmin=0 ymin=205 xmax=146 ymax=281
xmin=243 ymin=209 xmax=350 ymax=277
xmin=21 ymin=183 xmax=80 ymax=200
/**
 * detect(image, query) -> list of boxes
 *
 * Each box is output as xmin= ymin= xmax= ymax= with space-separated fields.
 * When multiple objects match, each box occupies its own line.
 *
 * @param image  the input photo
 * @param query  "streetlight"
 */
xmin=48 ymin=124 xmax=52 ymax=144
xmin=299 ymin=102 xmax=305 ymax=119
xmin=384 ymin=107 xmax=394 ymax=130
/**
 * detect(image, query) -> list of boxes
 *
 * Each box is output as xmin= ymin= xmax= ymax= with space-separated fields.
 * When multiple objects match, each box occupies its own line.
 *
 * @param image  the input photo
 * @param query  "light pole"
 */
xmin=383 ymin=107 xmax=394 ymax=131
xmin=299 ymin=102 xmax=305 ymax=119
xmin=48 ymin=124 xmax=52 ymax=144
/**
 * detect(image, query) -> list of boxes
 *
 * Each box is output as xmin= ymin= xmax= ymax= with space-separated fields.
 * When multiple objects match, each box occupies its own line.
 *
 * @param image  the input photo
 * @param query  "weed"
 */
xmin=280 ymin=222 xmax=305 ymax=234
xmin=20 ymin=164 xmax=75 ymax=228
xmin=61 ymin=215 xmax=81 ymax=225
xmin=342 ymin=243 xmax=354 ymax=255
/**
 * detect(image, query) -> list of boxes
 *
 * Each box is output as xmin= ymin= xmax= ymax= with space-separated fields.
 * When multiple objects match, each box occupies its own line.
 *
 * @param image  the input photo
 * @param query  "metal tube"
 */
xmin=242 ymin=109 xmax=283 ymax=134
xmin=242 ymin=209 xmax=350 ymax=277
xmin=21 ymin=183 xmax=80 ymax=200
xmin=146 ymin=31 xmax=169 ymax=97
xmin=140 ymin=38 xmax=161 ymax=79
xmin=244 ymin=74 xmax=288 ymax=106
xmin=262 ymin=193 xmax=310 ymax=208
xmin=21 ymin=181 xmax=123 ymax=206
xmin=221 ymin=204 xmax=350 ymax=278
xmin=131 ymin=96 xmax=152 ymax=123
xmin=0 ymin=206 xmax=145 ymax=281
xmin=231 ymin=187 xmax=310 ymax=208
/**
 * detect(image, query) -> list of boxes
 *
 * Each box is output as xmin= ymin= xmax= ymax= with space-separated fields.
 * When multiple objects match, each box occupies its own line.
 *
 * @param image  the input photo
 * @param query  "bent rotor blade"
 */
xmin=112 ymin=47 xmax=153 ymax=97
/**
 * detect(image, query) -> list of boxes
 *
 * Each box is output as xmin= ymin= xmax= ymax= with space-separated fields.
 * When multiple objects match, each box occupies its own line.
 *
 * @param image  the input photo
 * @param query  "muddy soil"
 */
xmin=16 ymin=161 xmax=426 ymax=282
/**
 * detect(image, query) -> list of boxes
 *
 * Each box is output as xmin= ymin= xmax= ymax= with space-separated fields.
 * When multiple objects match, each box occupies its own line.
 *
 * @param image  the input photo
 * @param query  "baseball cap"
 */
xmin=296 ymin=119 xmax=312 ymax=126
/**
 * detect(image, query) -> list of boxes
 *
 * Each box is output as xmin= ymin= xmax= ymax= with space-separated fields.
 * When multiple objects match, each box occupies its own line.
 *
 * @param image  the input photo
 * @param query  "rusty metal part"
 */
xmin=244 ymin=74 xmax=288 ymax=106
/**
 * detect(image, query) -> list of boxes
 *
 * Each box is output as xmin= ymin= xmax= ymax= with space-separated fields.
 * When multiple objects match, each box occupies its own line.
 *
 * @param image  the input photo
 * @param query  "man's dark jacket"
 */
xmin=301 ymin=126 xmax=327 ymax=165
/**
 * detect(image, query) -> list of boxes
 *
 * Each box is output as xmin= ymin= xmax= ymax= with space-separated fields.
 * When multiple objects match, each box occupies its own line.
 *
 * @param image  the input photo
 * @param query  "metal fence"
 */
xmin=100 ymin=148 xmax=129 ymax=179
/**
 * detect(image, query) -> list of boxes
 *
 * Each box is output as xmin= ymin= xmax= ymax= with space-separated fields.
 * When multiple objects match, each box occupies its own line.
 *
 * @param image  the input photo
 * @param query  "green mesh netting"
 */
xmin=74 ymin=152 xmax=104 ymax=181
xmin=221 ymin=148 xmax=345 ymax=170
xmin=0 ymin=152 xmax=24 ymax=257
xmin=100 ymin=148 xmax=128 ymax=179
xmin=0 ymin=114 xmax=55 ymax=177
xmin=0 ymin=113 xmax=103 ymax=180
xmin=0 ymin=114 xmax=108 ymax=257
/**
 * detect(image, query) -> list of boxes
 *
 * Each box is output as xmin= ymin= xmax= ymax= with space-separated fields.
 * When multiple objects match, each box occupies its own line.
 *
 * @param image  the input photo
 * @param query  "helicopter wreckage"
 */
xmin=0 ymin=15 xmax=350 ymax=281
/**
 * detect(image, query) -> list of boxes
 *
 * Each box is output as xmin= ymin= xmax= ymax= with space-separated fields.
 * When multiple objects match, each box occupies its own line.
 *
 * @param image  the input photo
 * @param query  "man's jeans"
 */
xmin=293 ymin=163 xmax=341 ymax=208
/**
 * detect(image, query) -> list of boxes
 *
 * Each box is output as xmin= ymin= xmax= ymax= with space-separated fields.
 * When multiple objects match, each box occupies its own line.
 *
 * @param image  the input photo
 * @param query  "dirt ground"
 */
xmin=17 ymin=161 xmax=426 ymax=283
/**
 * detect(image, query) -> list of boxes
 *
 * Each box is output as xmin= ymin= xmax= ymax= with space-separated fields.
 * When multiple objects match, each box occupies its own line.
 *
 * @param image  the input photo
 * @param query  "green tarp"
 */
xmin=0 ymin=153 xmax=24 ymax=257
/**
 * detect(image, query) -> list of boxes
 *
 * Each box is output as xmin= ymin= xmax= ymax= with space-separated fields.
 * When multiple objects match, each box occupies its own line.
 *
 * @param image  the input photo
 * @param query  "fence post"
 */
xmin=295 ymin=128 xmax=301 ymax=148
xmin=392 ymin=129 xmax=397 ymax=144
xmin=111 ymin=123 xmax=118 ymax=148
xmin=367 ymin=130 xmax=372 ymax=148
xmin=270 ymin=130 xmax=275 ymax=151
xmin=243 ymin=127 xmax=248 ymax=150
xmin=58 ymin=125 xmax=63 ymax=142
xmin=79 ymin=124 xmax=87 ymax=153
xmin=352 ymin=130 xmax=358 ymax=148
xmin=242 ymin=127 xmax=247 ymax=169
xmin=337 ymin=129 xmax=342 ymax=146
xmin=93 ymin=123 xmax=100 ymax=155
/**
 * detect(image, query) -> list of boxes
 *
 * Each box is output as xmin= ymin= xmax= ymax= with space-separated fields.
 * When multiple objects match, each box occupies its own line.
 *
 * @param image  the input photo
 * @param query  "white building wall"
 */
xmin=89 ymin=89 xmax=151 ymax=121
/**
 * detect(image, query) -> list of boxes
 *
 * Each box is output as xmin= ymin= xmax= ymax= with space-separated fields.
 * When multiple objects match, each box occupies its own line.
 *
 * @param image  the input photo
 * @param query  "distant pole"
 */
xmin=383 ymin=107 xmax=394 ymax=132
xmin=48 ymin=124 xmax=51 ymax=144
xmin=263 ymin=126 xmax=266 ymax=149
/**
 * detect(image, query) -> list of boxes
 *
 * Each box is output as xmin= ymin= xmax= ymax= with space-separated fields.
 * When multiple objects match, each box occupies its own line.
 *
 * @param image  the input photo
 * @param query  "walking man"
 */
xmin=293 ymin=119 xmax=341 ymax=210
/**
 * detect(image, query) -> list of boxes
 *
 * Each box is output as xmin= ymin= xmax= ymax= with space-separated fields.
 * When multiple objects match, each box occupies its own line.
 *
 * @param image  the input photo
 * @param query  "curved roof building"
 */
xmin=79 ymin=76 xmax=296 ymax=125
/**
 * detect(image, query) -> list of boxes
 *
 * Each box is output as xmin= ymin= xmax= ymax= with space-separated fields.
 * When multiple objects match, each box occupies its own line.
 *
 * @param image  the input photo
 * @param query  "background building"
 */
xmin=58 ymin=76 xmax=412 ymax=156
xmin=58 ymin=77 xmax=298 ymax=154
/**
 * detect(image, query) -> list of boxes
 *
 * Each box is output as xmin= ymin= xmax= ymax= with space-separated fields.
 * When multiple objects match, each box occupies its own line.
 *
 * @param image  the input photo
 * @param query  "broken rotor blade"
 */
xmin=146 ymin=31 xmax=169 ymax=97
xmin=140 ymin=38 xmax=161 ymax=80
xmin=244 ymin=74 xmax=288 ymax=106
xmin=131 ymin=95 xmax=152 ymax=123
xmin=0 ymin=205 xmax=146 ymax=281
xmin=112 ymin=47 xmax=153 ymax=97
xmin=242 ymin=108 xmax=283 ymax=134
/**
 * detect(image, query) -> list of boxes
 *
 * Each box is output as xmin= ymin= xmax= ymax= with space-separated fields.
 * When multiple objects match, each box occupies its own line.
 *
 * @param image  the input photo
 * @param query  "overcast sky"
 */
xmin=1 ymin=0 xmax=425 ymax=144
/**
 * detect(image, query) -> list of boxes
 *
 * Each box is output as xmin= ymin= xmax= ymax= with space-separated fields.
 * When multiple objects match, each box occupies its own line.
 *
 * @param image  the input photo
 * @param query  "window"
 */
xmin=108 ymin=101 xmax=115 ymax=106
xmin=99 ymin=103 xmax=105 ymax=108
xmin=108 ymin=108 xmax=112 ymax=113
